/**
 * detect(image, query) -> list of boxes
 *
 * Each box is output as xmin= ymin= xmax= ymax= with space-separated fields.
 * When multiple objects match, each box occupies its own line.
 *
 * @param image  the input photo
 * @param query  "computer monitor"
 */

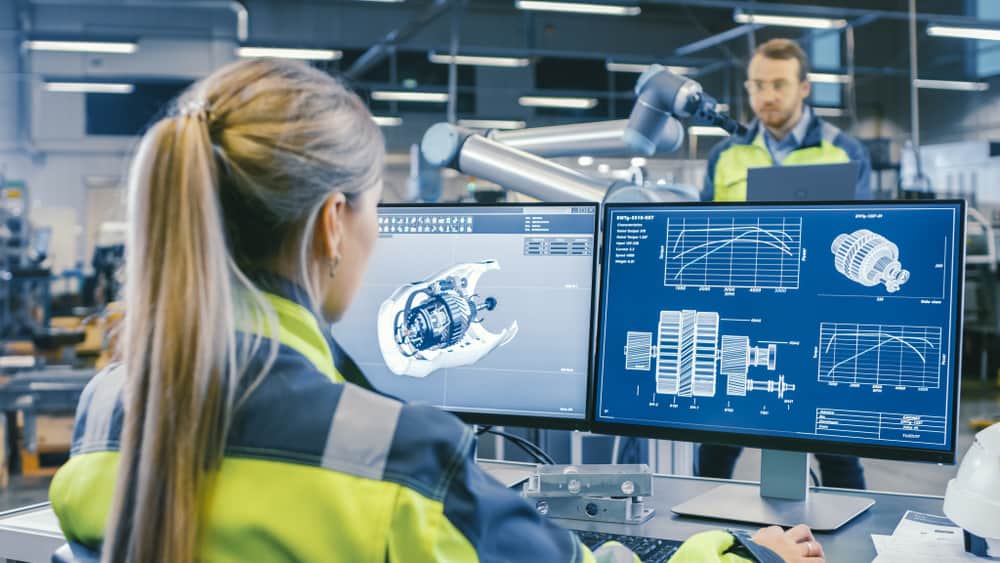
xmin=592 ymin=200 xmax=965 ymax=529
xmin=333 ymin=203 xmax=599 ymax=429
xmin=746 ymin=162 xmax=861 ymax=202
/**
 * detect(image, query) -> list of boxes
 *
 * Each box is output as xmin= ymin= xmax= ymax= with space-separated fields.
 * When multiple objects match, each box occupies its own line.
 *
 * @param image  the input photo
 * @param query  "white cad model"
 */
xmin=377 ymin=260 xmax=519 ymax=378
xmin=831 ymin=229 xmax=910 ymax=293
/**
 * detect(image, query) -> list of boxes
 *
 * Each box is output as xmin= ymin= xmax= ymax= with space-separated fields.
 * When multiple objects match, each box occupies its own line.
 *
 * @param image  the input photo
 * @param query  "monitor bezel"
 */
xmin=589 ymin=199 xmax=966 ymax=465
xmin=369 ymin=201 xmax=601 ymax=431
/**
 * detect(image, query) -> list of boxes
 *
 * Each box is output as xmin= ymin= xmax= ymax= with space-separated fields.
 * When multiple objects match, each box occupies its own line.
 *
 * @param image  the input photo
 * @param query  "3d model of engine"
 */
xmin=831 ymin=229 xmax=910 ymax=293
xmin=377 ymin=260 xmax=518 ymax=378
xmin=624 ymin=309 xmax=794 ymax=399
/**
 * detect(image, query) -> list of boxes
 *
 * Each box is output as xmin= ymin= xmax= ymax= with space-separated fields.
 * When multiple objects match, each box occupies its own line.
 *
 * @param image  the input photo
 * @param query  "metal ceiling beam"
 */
xmin=647 ymin=0 xmax=984 ymax=27
xmin=28 ymin=0 xmax=248 ymax=41
xmin=345 ymin=0 xmax=453 ymax=81
xmin=674 ymin=23 xmax=761 ymax=56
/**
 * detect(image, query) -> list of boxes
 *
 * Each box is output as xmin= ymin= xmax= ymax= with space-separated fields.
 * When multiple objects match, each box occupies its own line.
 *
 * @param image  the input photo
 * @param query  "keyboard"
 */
xmin=574 ymin=530 xmax=682 ymax=563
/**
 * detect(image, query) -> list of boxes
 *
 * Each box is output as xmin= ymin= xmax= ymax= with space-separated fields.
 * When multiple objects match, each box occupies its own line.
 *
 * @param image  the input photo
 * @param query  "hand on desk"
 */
xmin=752 ymin=524 xmax=825 ymax=562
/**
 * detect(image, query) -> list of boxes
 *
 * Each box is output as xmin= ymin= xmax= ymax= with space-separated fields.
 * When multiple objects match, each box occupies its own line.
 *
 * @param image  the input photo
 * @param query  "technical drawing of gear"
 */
xmin=623 ymin=309 xmax=789 ymax=399
xmin=831 ymin=229 xmax=910 ymax=293
xmin=655 ymin=310 xmax=719 ymax=398
xmin=720 ymin=336 xmax=777 ymax=397
xmin=625 ymin=331 xmax=653 ymax=371
xmin=746 ymin=375 xmax=796 ymax=400
xmin=377 ymin=260 xmax=518 ymax=378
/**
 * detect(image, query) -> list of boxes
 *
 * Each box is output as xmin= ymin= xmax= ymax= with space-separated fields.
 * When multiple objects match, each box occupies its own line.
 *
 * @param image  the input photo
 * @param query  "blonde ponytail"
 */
xmin=101 ymin=59 xmax=384 ymax=562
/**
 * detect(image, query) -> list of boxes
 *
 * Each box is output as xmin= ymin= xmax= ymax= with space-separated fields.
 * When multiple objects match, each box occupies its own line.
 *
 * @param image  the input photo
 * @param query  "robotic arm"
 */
xmin=625 ymin=64 xmax=744 ymax=155
xmin=421 ymin=65 xmax=745 ymax=202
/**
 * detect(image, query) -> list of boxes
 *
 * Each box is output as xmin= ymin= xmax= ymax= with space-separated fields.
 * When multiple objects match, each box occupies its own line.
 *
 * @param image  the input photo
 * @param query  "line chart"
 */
xmin=664 ymin=216 xmax=802 ymax=289
xmin=817 ymin=322 xmax=942 ymax=388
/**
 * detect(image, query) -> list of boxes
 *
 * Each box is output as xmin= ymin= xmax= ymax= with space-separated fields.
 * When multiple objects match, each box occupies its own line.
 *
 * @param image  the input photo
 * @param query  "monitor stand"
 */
xmin=671 ymin=449 xmax=875 ymax=532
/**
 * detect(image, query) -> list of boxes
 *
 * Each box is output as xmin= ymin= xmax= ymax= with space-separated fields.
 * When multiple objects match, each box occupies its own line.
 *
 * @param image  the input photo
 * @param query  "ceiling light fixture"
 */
xmin=372 ymin=116 xmax=403 ymax=126
xmin=429 ymin=52 xmax=530 ymax=67
xmin=605 ymin=62 xmax=697 ymax=75
xmin=927 ymin=24 xmax=1000 ymax=41
xmin=236 ymin=47 xmax=342 ymax=60
xmin=688 ymin=126 xmax=730 ymax=137
xmin=808 ymin=72 xmax=851 ymax=83
xmin=372 ymin=91 xmax=450 ymax=102
xmin=518 ymin=95 xmax=598 ymax=109
xmin=457 ymin=119 xmax=528 ymax=129
xmin=913 ymin=78 xmax=988 ymax=92
xmin=44 ymin=81 xmax=134 ymax=94
xmin=515 ymin=0 xmax=640 ymax=16
xmin=734 ymin=10 xmax=847 ymax=30
xmin=24 ymin=40 xmax=137 ymax=54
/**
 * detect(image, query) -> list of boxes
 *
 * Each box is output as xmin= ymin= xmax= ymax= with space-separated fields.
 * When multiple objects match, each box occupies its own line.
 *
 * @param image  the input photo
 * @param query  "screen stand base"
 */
xmin=671 ymin=449 xmax=875 ymax=532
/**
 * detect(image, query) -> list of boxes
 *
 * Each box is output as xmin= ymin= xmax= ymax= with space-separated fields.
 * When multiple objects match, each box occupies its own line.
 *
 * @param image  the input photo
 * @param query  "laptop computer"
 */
xmin=746 ymin=161 xmax=861 ymax=201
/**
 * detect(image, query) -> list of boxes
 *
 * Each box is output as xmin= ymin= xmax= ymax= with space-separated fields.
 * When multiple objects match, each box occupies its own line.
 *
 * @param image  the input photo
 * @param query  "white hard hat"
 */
xmin=943 ymin=423 xmax=1000 ymax=542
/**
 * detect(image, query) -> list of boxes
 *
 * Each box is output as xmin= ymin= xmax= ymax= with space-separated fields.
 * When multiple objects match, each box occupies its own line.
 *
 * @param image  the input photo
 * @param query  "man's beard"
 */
xmin=759 ymin=107 xmax=796 ymax=130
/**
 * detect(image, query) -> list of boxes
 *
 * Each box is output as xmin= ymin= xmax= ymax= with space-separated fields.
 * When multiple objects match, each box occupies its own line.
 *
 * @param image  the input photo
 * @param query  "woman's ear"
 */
xmin=315 ymin=192 xmax=348 ymax=260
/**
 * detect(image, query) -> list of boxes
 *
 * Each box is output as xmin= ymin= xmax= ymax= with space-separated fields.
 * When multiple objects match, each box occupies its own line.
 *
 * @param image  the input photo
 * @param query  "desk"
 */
xmin=478 ymin=460 xmax=945 ymax=562
xmin=0 ymin=503 xmax=64 ymax=562
xmin=0 ymin=460 xmax=947 ymax=562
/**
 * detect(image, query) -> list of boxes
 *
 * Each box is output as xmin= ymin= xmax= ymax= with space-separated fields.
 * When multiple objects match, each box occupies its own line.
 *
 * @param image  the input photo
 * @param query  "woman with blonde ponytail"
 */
xmin=48 ymin=58 xmax=823 ymax=563
xmin=45 ymin=57 xmax=585 ymax=563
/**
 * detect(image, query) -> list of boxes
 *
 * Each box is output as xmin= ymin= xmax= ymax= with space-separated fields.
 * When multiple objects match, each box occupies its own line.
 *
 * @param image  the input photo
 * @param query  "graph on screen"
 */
xmin=817 ymin=322 xmax=943 ymax=389
xmin=664 ymin=216 xmax=803 ymax=290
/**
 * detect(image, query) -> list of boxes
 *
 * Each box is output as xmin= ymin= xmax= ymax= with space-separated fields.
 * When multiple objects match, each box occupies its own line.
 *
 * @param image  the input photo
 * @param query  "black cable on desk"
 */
xmin=476 ymin=426 xmax=556 ymax=465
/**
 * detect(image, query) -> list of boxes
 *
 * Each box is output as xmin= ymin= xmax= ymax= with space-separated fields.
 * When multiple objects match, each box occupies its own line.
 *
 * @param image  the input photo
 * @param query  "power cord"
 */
xmin=476 ymin=426 xmax=556 ymax=465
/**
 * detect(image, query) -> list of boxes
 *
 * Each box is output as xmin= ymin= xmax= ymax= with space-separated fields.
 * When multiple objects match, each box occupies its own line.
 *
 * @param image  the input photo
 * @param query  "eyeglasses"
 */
xmin=744 ymin=79 xmax=798 ymax=94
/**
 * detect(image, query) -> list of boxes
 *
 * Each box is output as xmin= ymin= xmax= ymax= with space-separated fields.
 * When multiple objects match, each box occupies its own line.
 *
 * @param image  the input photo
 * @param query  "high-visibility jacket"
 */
xmin=702 ymin=108 xmax=872 ymax=202
xmin=49 ymin=276 xmax=778 ymax=562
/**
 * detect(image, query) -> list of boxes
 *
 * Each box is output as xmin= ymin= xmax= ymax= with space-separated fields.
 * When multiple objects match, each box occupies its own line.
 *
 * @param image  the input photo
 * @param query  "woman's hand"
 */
xmin=751 ymin=524 xmax=825 ymax=562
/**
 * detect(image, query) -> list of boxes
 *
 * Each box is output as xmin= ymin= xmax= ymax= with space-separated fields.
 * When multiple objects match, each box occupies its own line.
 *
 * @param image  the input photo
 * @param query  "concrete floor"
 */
xmin=3 ymin=385 xmax=998 ymax=514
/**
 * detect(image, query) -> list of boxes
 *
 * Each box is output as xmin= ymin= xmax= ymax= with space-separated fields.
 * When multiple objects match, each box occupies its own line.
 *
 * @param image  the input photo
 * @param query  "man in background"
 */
xmin=699 ymin=38 xmax=870 ymax=490
xmin=702 ymin=38 xmax=871 ymax=202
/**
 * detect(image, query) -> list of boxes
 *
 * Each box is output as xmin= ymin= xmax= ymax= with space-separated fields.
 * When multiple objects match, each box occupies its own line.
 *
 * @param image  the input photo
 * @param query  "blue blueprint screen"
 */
xmin=334 ymin=205 xmax=596 ymax=420
xmin=595 ymin=203 xmax=962 ymax=452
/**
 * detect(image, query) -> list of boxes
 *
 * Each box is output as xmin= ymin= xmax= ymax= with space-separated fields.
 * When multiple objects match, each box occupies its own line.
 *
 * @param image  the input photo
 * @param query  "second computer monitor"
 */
xmin=333 ymin=203 xmax=598 ymax=428
xmin=592 ymin=200 xmax=964 ymax=463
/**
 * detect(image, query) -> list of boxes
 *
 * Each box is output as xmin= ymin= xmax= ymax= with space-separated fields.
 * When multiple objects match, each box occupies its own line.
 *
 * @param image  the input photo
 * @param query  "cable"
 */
xmin=476 ymin=426 xmax=556 ymax=465
xmin=486 ymin=430 xmax=553 ymax=465
xmin=489 ymin=429 xmax=556 ymax=465
xmin=809 ymin=468 xmax=820 ymax=487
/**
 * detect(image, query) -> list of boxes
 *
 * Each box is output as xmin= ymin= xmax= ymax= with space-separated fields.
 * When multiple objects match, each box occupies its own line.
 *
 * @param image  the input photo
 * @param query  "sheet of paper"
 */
xmin=871 ymin=534 xmax=892 ymax=555
xmin=868 ymin=511 xmax=982 ymax=563
xmin=893 ymin=510 xmax=962 ymax=540
xmin=875 ymin=534 xmax=981 ymax=562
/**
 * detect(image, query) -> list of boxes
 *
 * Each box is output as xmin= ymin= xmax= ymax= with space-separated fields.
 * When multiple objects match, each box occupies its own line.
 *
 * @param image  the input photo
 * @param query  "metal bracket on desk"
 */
xmin=521 ymin=464 xmax=655 ymax=524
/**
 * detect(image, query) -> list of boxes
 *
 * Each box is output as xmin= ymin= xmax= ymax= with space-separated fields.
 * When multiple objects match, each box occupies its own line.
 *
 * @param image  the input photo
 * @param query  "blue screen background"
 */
xmin=595 ymin=203 xmax=962 ymax=453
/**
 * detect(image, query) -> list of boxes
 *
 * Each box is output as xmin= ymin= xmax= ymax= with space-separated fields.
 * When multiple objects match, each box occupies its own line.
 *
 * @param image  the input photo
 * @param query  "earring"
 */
xmin=329 ymin=254 xmax=341 ymax=279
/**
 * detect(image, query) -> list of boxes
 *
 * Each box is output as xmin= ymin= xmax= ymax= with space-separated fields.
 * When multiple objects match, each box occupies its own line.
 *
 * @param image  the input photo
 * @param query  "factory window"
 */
xmin=340 ymin=48 xmax=390 ymax=82
xmin=809 ymin=32 xmax=843 ymax=108
xmin=975 ymin=0 xmax=1000 ymax=77
xmin=85 ymin=80 xmax=192 ymax=136
xmin=531 ymin=58 xmax=612 ymax=118
xmin=535 ymin=58 xmax=608 ymax=91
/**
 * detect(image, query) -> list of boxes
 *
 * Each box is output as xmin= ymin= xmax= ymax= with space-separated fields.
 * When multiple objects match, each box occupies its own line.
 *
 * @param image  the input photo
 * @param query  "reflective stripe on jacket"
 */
xmin=702 ymin=110 xmax=872 ymax=202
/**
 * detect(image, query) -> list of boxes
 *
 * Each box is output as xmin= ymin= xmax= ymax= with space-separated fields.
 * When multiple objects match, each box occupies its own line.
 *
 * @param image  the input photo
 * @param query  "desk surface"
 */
xmin=478 ymin=460 xmax=945 ymax=562
xmin=0 ymin=461 xmax=946 ymax=562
